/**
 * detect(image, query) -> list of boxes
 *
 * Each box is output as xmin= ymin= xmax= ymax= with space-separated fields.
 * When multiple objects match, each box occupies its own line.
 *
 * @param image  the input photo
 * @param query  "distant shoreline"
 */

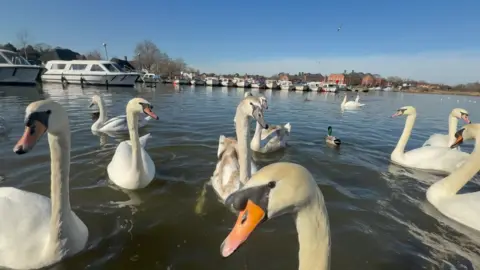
xmin=402 ymin=88 xmax=480 ymax=97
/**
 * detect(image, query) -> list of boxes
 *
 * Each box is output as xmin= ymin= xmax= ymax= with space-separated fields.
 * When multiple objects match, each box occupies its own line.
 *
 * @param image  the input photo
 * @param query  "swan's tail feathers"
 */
xmin=139 ymin=133 xmax=152 ymax=147
xmin=284 ymin=122 xmax=292 ymax=133
xmin=194 ymin=180 xmax=209 ymax=216
xmin=358 ymin=103 xmax=366 ymax=107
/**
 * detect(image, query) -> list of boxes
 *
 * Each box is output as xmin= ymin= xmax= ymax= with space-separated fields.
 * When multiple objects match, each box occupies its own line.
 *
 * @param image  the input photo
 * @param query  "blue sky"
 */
xmin=1 ymin=0 xmax=479 ymax=84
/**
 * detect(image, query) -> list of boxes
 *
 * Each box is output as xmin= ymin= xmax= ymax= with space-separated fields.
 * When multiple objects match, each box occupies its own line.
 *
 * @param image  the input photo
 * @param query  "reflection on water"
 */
xmin=1 ymin=84 xmax=480 ymax=269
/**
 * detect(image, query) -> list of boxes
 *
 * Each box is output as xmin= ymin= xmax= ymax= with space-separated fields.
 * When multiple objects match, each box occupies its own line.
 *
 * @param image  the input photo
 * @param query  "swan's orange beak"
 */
xmin=220 ymin=200 xmax=265 ymax=257
xmin=461 ymin=114 xmax=471 ymax=124
xmin=13 ymin=121 xmax=47 ymax=154
xmin=143 ymin=107 xmax=159 ymax=120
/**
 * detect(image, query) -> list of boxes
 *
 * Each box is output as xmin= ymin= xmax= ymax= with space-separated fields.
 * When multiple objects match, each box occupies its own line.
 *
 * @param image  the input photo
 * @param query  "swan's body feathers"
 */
xmin=423 ymin=133 xmax=462 ymax=150
xmin=0 ymin=187 xmax=87 ymax=269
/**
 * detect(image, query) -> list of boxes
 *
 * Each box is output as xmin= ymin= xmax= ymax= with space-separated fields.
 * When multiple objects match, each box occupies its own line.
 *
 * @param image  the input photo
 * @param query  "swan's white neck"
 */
xmin=46 ymin=129 xmax=72 ymax=255
xmin=127 ymin=108 xmax=145 ymax=183
xmin=392 ymin=113 xmax=416 ymax=159
xmin=234 ymin=108 xmax=251 ymax=184
xmin=447 ymin=114 xmax=459 ymax=146
xmin=341 ymin=95 xmax=347 ymax=106
xmin=427 ymin=133 xmax=480 ymax=204
xmin=93 ymin=98 xmax=108 ymax=129
xmin=250 ymin=121 xmax=262 ymax=152
xmin=355 ymin=95 xmax=359 ymax=103
xmin=295 ymin=188 xmax=331 ymax=270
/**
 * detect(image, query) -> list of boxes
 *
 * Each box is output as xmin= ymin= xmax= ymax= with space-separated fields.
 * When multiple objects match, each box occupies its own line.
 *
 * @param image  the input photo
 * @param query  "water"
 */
xmin=1 ymin=84 xmax=480 ymax=269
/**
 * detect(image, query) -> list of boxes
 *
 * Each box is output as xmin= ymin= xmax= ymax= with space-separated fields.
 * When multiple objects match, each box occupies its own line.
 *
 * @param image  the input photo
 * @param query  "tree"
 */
xmin=33 ymin=43 xmax=52 ymax=53
xmin=85 ymin=50 xmax=103 ymax=60
xmin=16 ymin=30 xmax=31 ymax=59
xmin=134 ymin=40 xmax=162 ymax=72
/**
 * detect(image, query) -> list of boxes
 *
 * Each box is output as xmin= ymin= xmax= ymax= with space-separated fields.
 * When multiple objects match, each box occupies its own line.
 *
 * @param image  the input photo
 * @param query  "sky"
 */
xmin=1 ymin=0 xmax=479 ymax=84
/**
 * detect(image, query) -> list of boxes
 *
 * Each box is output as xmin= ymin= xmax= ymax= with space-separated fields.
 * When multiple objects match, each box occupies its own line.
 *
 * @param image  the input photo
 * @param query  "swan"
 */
xmin=427 ymin=124 xmax=480 ymax=232
xmin=422 ymin=108 xmax=471 ymax=149
xmin=220 ymin=162 xmax=330 ymax=270
xmin=391 ymin=106 xmax=469 ymax=174
xmin=325 ymin=126 xmax=341 ymax=146
xmin=107 ymin=98 xmax=159 ymax=190
xmin=90 ymin=95 xmax=153 ymax=133
xmin=341 ymin=94 xmax=364 ymax=109
xmin=212 ymin=97 xmax=268 ymax=201
xmin=3 ymin=100 xmax=88 ymax=269
xmin=244 ymin=92 xmax=292 ymax=153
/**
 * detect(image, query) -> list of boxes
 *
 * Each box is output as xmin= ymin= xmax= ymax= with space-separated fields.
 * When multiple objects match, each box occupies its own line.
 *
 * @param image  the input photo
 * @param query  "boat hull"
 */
xmin=0 ymin=66 xmax=42 ymax=85
xmin=41 ymin=72 xmax=139 ymax=86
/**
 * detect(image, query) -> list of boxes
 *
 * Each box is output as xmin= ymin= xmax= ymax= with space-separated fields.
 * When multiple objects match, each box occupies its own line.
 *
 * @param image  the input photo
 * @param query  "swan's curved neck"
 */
xmin=250 ymin=121 xmax=262 ymax=151
xmin=355 ymin=95 xmax=359 ymax=103
xmin=392 ymin=114 xmax=416 ymax=158
xmin=234 ymin=108 xmax=251 ymax=184
xmin=47 ymin=128 xmax=72 ymax=254
xmin=428 ymin=133 xmax=480 ymax=203
xmin=341 ymin=96 xmax=347 ymax=106
xmin=447 ymin=115 xmax=459 ymax=146
xmin=295 ymin=188 xmax=330 ymax=270
xmin=127 ymin=108 xmax=144 ymax=181
xmin=92 ymin=99 xmax=108 ymax=130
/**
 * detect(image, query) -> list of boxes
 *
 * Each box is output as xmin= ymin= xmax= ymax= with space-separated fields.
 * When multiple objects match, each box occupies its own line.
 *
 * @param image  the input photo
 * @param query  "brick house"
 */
xmin=327 ymin=73 xmax=346 ymax=84
xmin=361 ymin=74 xmax=375 ymax=86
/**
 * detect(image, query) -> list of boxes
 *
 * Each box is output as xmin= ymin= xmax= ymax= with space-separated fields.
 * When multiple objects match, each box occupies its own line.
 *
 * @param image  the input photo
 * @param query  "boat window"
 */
xmin=51 ymin=63 xmax=66 ymax=70
xmin=90 ymin=64 xmax=104 ymax=72
xmin=0 ymin=54 xmax=8 ymax=64
xmin=1 ymin=51 xmax=30 ymax=65
xmin=70 ymin=64 xmax=87 ymax=71
xmin=112 ymin=63 xmax=124 ymax=72
xmin=102 ymin=63 xmax=119 ymax=72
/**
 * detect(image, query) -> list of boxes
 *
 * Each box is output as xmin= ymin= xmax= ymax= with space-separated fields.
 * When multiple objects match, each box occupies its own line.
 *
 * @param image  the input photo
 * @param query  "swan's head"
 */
xmin=451 ymin=108 xmax=471 ymax=124
xmin=126 ymin=98 xmax=159 ymax=120
xmin=13 ymin=100 xmax=68 ymax=154
xmin=88 ymin=94 xmax=103 ymax=108
xmin=243 ymin=91 xmax=253 ymax=98
xmin=391 ymin=106 xmax=416 ymax=117
xmin=450 ymin=123 xmax=480 ymax=148
xmin=220 ymin=163 xmax=318 ymax=257
xmin=237 ymin=98 xmax=268 ymax=129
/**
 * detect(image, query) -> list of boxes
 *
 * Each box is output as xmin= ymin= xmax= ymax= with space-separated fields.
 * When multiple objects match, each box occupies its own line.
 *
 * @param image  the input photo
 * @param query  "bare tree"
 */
xmin=134 ymin=40 xmax=162 ymax=72
xmin=33 ymin=43 xmax=52 ymax=53
xmin=16 ymin=30 xmax=31 ymax=59
xmin=85 ymin=50 xmax=103 ymax=60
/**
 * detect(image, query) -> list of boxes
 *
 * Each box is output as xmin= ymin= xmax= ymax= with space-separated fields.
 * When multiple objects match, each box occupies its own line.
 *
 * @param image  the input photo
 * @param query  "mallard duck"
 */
xmin=325 ymin=126 xmax=341 ymax=146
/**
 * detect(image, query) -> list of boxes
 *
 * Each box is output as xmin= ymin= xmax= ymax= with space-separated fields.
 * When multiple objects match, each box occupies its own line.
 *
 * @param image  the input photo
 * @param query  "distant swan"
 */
xmin=90 ymin=95 xmax=153 ymax=133
xmin=341 ymin=94 xmax=364 ymax=109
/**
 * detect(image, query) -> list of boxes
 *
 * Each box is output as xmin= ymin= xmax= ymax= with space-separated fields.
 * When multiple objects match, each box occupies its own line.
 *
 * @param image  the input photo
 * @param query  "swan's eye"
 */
xmin=267 ymin=181 xmax=276 ymax=189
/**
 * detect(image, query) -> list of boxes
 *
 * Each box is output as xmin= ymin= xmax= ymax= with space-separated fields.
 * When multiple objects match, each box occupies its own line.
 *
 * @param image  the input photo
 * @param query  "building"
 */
xmin=361 ymin=74 xmax=375 ymax=86
xmin=327 ymin=73 xmax=346 ymax=84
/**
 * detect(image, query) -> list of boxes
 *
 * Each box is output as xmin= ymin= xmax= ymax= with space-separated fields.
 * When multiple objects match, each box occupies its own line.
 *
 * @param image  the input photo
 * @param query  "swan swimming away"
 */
xmin=391 ymin=106 xmax=469 ymax=174
xmin=89 ymin=95 xmax=153 ymax=133
xmin=220 ymin=162 xmax=330 ymax=270
xmin=1 ymin=100 xmax=88 ymax=269
xmin=427 ymin=124 xmax=480 ymax=232
xmin=341 ymin=94 xmax=364 ymax=109
xmin=422 ymin=108 xmax=471 ymax=150
xmin=107 ymin=98 xmax=159 ymax=190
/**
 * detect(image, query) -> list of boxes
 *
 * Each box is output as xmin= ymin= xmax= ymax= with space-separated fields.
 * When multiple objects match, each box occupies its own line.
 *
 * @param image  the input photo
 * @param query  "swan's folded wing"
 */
xmin=404 ymin=146 xmax=469 ymax=172
xmin=138 ymin=133 xmax=152 ymax=148
xmin=107 ymin=141 xmax=133 ymax=175
xmin=422 ymin=133 xmax=449 ymax=147
xmin=437 ymin=192 xmax=480 ymax=231
xmin=101 ymin=116 xmax=128 ymax=131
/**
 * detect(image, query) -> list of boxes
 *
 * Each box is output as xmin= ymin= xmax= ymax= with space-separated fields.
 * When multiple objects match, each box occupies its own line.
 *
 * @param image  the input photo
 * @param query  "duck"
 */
xmin=325 ymin=126 xmax=341 ymax=146
xmin=427 ymin=124 xmax=480 ymax=232
xmin=391 ymin=106 xmax=469 ymax=174
xmin=3 ymin=100 xmax=88 ymax=269
xmin=107 ymin=98 xmax=159 ymax=190
xmin=243 ymin=93 xmax=291 ymax=153
xmin=89 ymin=94 xmax=153 ymax=133
xmin=220 ymin=162 xmax=330 ymax=270
xmin=422 ymin=108 xmax=471 ymax=150
xmin=212 ymin=97 xmax=268 ymax=201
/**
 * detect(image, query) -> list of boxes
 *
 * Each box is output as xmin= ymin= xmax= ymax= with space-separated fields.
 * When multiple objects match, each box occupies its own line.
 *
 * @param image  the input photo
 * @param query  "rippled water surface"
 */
xmin=1 ymin=84 xmax=480 ymax=269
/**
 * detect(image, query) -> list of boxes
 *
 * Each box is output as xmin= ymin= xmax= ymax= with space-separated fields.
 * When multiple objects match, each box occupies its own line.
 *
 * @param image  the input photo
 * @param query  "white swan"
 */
xmin=341 ymin=94 xmax=364 ymax=109
xmin=427 ymin=124 xmax=480 ymax=232
xmin=244 ymin=92 xmax=291 ymax=153
xmin=220 ymin=162 xmax=330 ymax=270
xmin=107 ymin=98 xmax=159 ymax=190
xmin=90 ymin=95 xmax=153 ymax=133
xmin=422 ymin=108 xmax=471 ymax=149
xmin=3 ymin=100 xmax=88 ymax=269
xmin=391 ymin=106 xmax=469 ymax=174
xmin=212 ymin=97 xmax=268 ymax=201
